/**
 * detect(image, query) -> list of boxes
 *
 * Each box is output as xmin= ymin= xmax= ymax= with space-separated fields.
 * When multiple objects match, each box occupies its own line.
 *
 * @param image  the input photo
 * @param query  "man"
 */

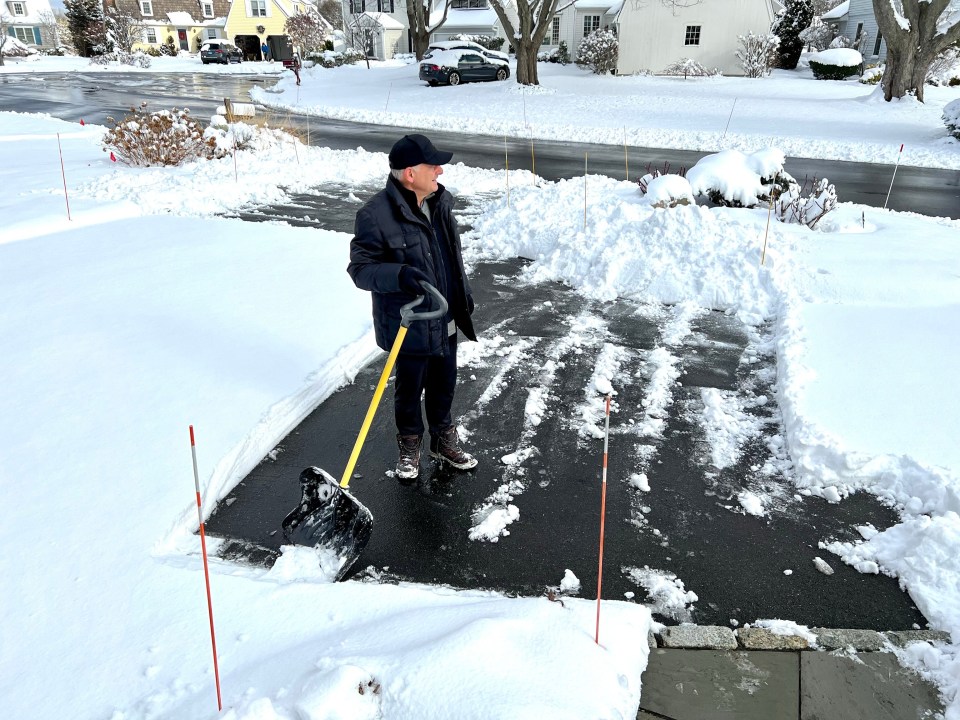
xmin=348 ymin=134 xmax=478 ymax=480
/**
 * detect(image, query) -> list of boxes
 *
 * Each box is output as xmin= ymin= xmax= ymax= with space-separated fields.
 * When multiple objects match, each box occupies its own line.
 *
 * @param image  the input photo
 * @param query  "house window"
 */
xmin=202 ymin=2 xmax=214 ymax=16
xmin=684 ymin=25 xmax=700 ymax=45
xmin=13 ymin=26 xmax=33 ymax=42
xmin=583 ymin=15 xmax=599 ymax=36
xmin=207 ymin=28 xmax=217 ymax=38
xmin=377 ymin=0 xmax=393 ymax=11
xmin=349 ymin=0 xmax=364 ymax=13
xmin=542 ymin=16 xmax=559 ymax=45
xmin=10 ymin=1 xmax=25 ymax=15
xmin=140 ymin=0 xmax=153 ymax=15
xmin=873 ymin=31 xmax=882 ymax=56
xmin=145 ymin=27 xmax=157 ymax=42
xmin=854 ymin=22 xmax=863 ymax=42
xmin=251 ymin=0 xmax=267 ymax=16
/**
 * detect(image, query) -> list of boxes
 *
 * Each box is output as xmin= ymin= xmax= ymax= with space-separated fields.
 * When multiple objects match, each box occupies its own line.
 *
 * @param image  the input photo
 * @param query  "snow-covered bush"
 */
xmin=686 ymin=148 xmax=793 ymax=208
xmin=637 ymin=161 xmax=686 ymax=194
xmin=799 ymin=17 xmax=833 ymax=52
xmin=575 ymin=29 xmax=618 ymax=74
xmin=102 ymin=103 xmax=215 ymax=167
xmin=809 ymin=48 xmax=861 ymax=80
xmin=1 ymin=36 xmax=39 ymax=57
xmin=944 ymin=98 xmax=960 ymax=140
xmin=774 ymin=177 xmax=837 ymax=229
xmin=538 ymin=41 xmax=569 ymax=64
xmin=860 ymin=64 xmax=883 ymax=84
xmin=643 ymin=174 xmax=695 ymax=208
xmin=89 ymin=50 xmax=152 ymax=68
xmin=309 ymin=47 xmax=364 ymax=68
xmin=159 ymin=37 xmax=178 ymax=56
xmin=661 ymin=58 xmax=718 ymax=78
xmin=736 ymin=32 xmax=779 ymax=78
xmin=451 ymin=33 xmax=504 ymax=51
xmin=927 ymin=46 xmax=960 ymax=87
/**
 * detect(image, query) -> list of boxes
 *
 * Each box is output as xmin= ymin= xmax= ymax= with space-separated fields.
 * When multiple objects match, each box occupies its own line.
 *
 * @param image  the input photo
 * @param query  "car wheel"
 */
xmin=448 ymin=71 xmax=461 ymax=86
xmin=496 ymin=67 xmax=508 ymax=81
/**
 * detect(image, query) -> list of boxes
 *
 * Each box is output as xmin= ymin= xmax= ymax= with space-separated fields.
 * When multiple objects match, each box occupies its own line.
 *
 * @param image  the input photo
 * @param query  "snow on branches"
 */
xmin=574 ymin=29 xmax=618 ymax=74
xmin=736 ymin=32 xmax=780 ymax=78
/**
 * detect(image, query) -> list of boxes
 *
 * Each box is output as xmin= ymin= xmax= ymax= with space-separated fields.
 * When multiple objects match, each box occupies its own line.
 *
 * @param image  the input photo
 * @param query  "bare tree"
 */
xmin=0 ymin=12 xmax=10 ymax=66
xmin=630 ymin=0 xmax=702 ymax=13
xmin=56 ymin=12 xmax=76 ymax=52
xmin=311 ymin=0 xmax=343 ymax=30
xmin=488 ymin=0 xmax=577 ymax=85
xmin=873 ymin=0 xmax=960 ymax=102
xmin=345 ymin=10 xmax=383 ymax=66
xmin=37 ymin=10 xmax=61 ymax=48
xmin=107 ymin=0 xmax=144 ymax=53
xmin=402 ymin=0 xmax=451 ymax=60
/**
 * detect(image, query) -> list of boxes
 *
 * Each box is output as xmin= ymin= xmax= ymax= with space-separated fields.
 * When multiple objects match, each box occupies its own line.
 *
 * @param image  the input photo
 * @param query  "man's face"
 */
xmin=407 ymin=163 xmax=443 ymax=199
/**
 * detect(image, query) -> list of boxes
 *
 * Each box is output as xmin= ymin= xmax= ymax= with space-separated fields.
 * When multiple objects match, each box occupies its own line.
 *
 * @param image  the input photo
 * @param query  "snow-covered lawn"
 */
xmin=1 ymin=55 xmax=959 ymax=719
xmin=3 ymin=52 xmax=959 ymax=168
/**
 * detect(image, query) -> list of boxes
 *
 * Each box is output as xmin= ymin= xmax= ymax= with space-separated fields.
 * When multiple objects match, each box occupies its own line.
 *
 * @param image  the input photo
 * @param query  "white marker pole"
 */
xmin=883 ymin=144 xmax=904 ymax=210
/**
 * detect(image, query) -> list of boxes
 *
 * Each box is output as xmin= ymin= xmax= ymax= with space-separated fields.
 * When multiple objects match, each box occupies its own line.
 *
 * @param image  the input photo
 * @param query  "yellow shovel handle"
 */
xmin=339 ymin=325 xmax=408 ymax=488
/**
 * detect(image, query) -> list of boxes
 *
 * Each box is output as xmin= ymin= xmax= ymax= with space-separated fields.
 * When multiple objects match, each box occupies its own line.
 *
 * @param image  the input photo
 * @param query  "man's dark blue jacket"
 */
xmin=348 ymin=176 xmax=476 ymax=356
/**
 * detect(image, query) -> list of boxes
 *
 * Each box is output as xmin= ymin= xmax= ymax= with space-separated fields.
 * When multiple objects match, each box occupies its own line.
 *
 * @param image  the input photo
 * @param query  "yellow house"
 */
xmin=226 ymin=0 xmax=311 ymax=61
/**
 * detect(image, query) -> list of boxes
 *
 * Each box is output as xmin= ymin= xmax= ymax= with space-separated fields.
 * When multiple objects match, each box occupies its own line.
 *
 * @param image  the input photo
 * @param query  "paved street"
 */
xmin=1 ymin=72 xmax=957 ymax=218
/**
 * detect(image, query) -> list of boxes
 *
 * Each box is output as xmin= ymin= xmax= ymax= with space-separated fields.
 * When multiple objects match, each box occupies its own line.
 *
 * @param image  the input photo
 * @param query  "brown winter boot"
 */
xmin=396 ymin=434 xmax=422 ymax=479
xmin=430 ymin=426 xmax=478 ymax=471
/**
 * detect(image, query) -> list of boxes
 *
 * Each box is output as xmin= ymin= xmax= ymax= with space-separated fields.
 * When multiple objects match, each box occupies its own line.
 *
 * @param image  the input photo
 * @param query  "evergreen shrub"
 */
xmin=809 ymin=59 xmax=859 ymax=80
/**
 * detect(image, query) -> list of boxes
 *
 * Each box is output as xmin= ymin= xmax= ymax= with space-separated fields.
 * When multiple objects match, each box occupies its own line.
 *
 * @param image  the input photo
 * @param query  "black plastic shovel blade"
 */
xmin=281 ymin=466 xmax=373 ymax=581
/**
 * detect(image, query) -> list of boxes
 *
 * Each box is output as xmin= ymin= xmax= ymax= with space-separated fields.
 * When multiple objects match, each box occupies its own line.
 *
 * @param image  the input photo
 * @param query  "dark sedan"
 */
xmin=419 ymin=49 xmax=510 ymax=86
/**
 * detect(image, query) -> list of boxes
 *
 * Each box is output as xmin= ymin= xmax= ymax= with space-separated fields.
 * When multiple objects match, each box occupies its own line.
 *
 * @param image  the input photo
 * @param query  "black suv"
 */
xmin=200 ymin=41 xmax=242 ymax=65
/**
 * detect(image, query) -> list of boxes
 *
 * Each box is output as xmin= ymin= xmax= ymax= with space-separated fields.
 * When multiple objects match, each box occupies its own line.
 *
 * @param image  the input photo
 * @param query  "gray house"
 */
xmin=821 ymin=0 xmax=887 ymax=61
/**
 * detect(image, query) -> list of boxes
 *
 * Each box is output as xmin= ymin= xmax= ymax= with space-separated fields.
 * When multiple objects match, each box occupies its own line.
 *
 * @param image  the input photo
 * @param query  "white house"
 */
xmin=429 ymin=2 xmax=500 ymax=43
xmin=3 ymin=0 xmax=56 ymax=49
xmin=537 ymin=0 xmax=621 ymax=57
xmin=340 ymin=0 xmax=511 ymax=59
xmin=821 ymin=0 xmax=887 ymax=61
xmin=614 ymin=0 xmax=779 ymax=76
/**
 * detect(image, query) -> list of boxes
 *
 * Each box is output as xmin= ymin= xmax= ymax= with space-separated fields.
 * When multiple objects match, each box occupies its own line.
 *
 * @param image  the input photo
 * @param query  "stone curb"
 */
xmin=649 ymin=625 xmax=952 ymax=651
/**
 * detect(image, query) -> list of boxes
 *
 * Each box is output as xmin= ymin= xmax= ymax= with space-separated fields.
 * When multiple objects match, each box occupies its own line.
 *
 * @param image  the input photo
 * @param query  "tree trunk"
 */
xmin=515 ymin=44 xmax=539 ymax=84
xmin=874 ymin=0 xmax=960 ymax=102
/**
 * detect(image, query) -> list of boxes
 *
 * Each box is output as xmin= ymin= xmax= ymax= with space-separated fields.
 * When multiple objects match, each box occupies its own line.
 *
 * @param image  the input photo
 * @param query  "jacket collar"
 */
xmin=386 ymin=174 xmax=448 ymax=225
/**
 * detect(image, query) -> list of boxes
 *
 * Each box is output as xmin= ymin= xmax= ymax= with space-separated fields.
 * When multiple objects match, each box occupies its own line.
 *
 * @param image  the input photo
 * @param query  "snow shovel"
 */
xmin=282 ymin=281 xmax=449 ymax=580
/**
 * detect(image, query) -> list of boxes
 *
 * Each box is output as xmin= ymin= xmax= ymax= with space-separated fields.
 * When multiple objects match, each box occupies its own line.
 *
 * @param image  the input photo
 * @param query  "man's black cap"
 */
xmin=388 ymin=134 xmax=454 ymax=169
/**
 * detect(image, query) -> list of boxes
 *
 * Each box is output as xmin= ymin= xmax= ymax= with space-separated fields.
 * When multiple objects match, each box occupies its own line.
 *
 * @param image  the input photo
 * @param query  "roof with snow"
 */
xmin=573 ymin=0 xmax=620 ymax=11
xmin=356 ymin=11 xmax=405 ymax=29
xmin=821 ymin=1 xmax=849 ymax=20
xmin=166 ymin=11 xmax=197 ymax=25
xmin=429 ymin=8 xmax=498 ymax=28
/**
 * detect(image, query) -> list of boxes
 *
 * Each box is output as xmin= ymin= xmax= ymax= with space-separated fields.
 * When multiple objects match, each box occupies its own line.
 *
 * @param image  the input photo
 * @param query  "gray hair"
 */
xmin=390 ymin=168 xmax=406 ymax=182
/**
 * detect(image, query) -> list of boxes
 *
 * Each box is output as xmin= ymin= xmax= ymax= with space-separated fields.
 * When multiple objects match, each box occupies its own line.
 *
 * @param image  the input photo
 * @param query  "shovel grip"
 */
xmin=400 ymin=281 xmax=448 ymax=327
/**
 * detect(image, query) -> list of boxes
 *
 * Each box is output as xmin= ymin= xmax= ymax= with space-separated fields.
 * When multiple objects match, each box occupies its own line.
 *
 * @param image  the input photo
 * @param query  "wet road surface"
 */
xmin=1 ymin=71 xmax=957 ymax=218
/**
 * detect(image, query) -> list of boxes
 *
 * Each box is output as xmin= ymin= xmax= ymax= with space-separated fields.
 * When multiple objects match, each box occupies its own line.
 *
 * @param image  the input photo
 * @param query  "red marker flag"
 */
xmin=110 ymin=151 xmax=117 ymax=162
xmin=79 ymin=118 xmax=85 ymax=126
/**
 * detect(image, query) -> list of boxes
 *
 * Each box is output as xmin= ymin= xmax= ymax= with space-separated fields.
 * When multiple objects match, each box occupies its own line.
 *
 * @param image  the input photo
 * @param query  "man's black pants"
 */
xmin=394 ymin=333 xmax=458 ymax=438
